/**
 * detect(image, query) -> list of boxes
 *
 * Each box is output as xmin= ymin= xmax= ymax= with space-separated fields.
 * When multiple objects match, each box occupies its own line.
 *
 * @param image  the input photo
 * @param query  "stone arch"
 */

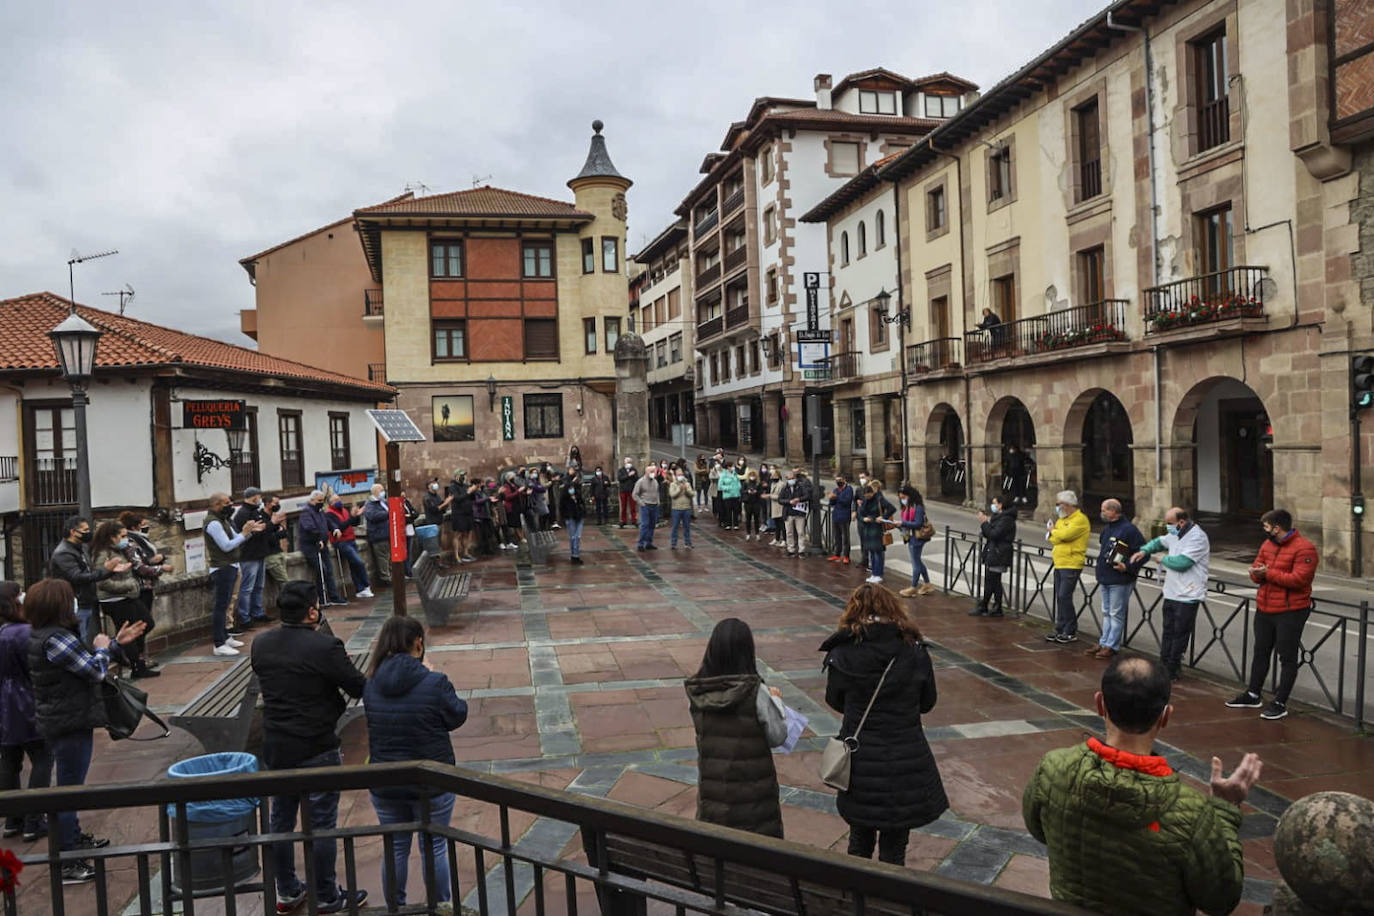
xmin=985 ymin=396 xmax=1038 ymax=508
xmin=1170 ymin=376 xmax=1272 ymax=519
xmin=924 ymin=403 xmax=966 ymax=501
xmin=1064 ymin=389 xmax=1135 ymax=516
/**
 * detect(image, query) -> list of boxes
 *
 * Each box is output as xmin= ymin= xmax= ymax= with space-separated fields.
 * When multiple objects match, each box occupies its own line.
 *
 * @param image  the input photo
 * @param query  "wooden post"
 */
xmin=387 ymin=440 xmax=407 ymax=617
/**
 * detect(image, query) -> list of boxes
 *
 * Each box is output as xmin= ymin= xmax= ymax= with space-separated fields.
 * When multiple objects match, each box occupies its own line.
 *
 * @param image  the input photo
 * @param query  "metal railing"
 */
xmin=30 ymin=457 xmax=77 ymax=506
xmin=1079 ymin=158 xmax=1101 ymax=200
xmin=723 ymin=244 xmax=748 ymax=274
xmin=725 ymin=304 xmax=749 ymax=328
xmin=695 ymin=263 xmax=720 ymax=290
xmin=696 ymin=315 xmax=723 ymax=340
xmin=364 ymin=289 xmax=383 ymax=317
xmin=694 ymin=209 xmax=718 ymax=235
xmin=1143 ymin=266 xmax=1267 ymax=333
xmin=722 ymin=186 xmax=745 ymax=216
xmin=0 ymin=456 xmax=17 ymax=482
xmin=906 ymin=338 xmax=961 ymax=374
xmin=964 ymin=300 xmax=1128 ymax=364
xmin=937 ymin=525 xmax=1370 ymax=729
xmin=1 ymin=761 xmax=1081 ymax=916
xmin=367 ymin=363 xmax=387 ymax=383
xmin=827 ymin=350 xmax=861 ymax=381
xmin=1198 ymin=96 xmax=1230 ymax=151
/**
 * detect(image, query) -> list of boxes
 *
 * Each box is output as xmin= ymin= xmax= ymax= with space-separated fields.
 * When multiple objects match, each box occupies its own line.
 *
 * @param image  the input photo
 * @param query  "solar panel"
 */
xmin=366 ymin=409 xmax=426 ymax=442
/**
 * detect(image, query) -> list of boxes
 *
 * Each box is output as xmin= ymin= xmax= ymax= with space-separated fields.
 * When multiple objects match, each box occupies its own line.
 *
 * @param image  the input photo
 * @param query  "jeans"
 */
xmin=1053 ymin=568 xmax=1082 ymax=636
xmin=363 ymin=539 xmax=392 ymax=586
xmin=696 ymin=483 xmax=709 ymax=508
xmin=785 ymin=515 xmax=807 ymax=555
xmin=869 ymin=538 xmax=885 ymax=577
xmin=637 ymin=504 xmax=659 ymax=548
xmin=832 ymin=519 xmax=851 ymax=557
xmin=370 ymin=792 xmax=455 ymax=908
xmin=743 ymin=502 xmax=762 ymax=535
xmin=619 ymin=492 xmax=637 ymax=525
xmin=236 ymin=558 xmax=267 ymax=622
xmin=565 ymin=518 xmax=584 ymax=557
xmin=1160 ymin=599 xmax=1200 ymax=676
xmin=76 ymin=607 xmax=96 ymax=643
xmin=335 ymin=541 xmax=371 ymax=592
xmin=50 ymin=730 xmax=93 ymax=850
xmin=847 ymin=825 xmax=908 ymax=866
xmin=209 ymin=565 xmax=239 ymax=647
xmin=1247 ymin=606 xmax=1311 ymax=703
xmin=670 ymin=508 xmax=693 ymax=546
xmin=1099 ymin=583 xmax=1132 ymax=650
xmin=907 ymin=538 xmax=930 ymax=585
xmin=303 ymin=547 xmax=343 ymax=605
xmin=1 ymin=739 xmax=52 ymax=832
xmin=270 ymin=749 xmax=345 ymax=900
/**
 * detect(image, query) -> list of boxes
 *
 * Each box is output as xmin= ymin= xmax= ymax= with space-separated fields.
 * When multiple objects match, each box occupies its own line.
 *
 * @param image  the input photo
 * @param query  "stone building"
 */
xmin=353 ymin=122 xmax=632 ymax=485
xmin=870 ymin=0 xmax=1371 ymax=573
xmin=631 ymin=220 xmax=694 ymax=445
xmin=679 ymin=69 xmax=976 ymax=462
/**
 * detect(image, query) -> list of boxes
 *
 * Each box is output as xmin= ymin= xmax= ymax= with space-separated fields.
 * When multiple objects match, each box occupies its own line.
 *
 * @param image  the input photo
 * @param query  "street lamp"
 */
xmin=487 ymin=374 xmax=498 ymax=412
xmin=48 ymin=312 xmax=103 ymax=521
xmin=873 ymin=288 xmax=909 ymax=327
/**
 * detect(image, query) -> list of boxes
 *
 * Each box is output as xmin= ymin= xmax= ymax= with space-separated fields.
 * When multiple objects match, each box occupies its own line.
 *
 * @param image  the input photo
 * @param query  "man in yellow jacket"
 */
xmin=1045 ymin=490 xmax=1091 ymax=644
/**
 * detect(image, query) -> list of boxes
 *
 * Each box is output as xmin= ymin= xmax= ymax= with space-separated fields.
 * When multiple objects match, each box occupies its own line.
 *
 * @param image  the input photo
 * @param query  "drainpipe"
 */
xmin=889 ymin=180 xmax=910 ymax=484
xmin=932 ymin=140 xmax=972 ymax=504
xmin=1107 ymin=9 xmax=1163 ymax=487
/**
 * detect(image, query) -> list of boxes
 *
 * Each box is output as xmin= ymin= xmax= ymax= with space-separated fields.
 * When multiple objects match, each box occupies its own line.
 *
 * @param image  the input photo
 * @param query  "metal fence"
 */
xmin=1 ymin=761 xmax=1083 ymax=916
xmin=939 ymin=525 xmax=1371 ymax=729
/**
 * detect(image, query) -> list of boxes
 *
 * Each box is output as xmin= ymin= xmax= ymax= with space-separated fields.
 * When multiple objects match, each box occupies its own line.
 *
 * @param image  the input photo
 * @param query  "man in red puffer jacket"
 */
xmin=1224 ymin=509 xmax=1318 ymax=721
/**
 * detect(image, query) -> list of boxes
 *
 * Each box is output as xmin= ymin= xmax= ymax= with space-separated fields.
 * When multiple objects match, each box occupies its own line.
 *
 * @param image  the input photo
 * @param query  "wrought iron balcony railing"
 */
xmin=1143 ymin=266 xmax=1267 ymax=334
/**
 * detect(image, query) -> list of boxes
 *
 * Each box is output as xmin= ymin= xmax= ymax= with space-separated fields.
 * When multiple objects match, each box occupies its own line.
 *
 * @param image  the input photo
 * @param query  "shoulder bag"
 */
xmin=819 ymin=657 xmax=895 ymax=791
xmin=102 ymin=675 xmax=170 ymax=742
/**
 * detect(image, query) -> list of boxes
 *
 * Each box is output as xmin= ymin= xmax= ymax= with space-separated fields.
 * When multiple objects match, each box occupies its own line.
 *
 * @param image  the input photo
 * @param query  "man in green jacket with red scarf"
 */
xmin=1023 ymin=656 xmax=1262 ymax=915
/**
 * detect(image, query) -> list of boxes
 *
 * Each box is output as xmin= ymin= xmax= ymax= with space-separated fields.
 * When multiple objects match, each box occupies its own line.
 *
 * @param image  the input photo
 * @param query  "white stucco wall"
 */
xmin=827 ymin=185 xmax=901 ymax=378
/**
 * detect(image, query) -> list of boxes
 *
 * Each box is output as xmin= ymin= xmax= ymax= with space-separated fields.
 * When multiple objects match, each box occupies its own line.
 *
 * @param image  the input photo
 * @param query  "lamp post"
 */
xmin=487 ymin=374 xmax=498 ymax=412
xmin=873 ymin=288 xmax=912 ymax=486
xmin=48 ymin=313 xmax=104 ymax=521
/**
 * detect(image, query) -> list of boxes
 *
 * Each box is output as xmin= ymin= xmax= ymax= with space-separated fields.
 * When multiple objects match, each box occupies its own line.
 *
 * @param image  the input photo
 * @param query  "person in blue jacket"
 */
xmin=828 ymin=476 xmax=856 ymax=564
xmin=364 ymin=616 xmax=468 ymax=911
xmin=1089 ymin=499 xmax=1146 ymax=659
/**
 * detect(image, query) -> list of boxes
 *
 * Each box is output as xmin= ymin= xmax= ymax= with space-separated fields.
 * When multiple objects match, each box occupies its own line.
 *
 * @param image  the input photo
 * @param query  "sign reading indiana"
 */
xmin=182 ymin=399 xmax=247 ymax=430
xmin=315 ymin=467 xmax=378 ymax=497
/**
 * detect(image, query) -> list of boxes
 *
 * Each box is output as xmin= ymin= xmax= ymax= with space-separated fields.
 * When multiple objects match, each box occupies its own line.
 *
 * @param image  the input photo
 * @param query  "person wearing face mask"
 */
xmin=668 ymin=467 xmax=696 ymax=549
xmin=657 ymin=462 xmax=673 ymax=527
xmin=1131 ymin=508 xmax=1211 ymax=681
xmin=740 ymin=469 xmax=763 ymax=542
xmin=361 ymin=485 xmax=393 ymax=589
xmin=119 ymin=511 xmax=172 ymax=621
xmin=857 ymin=481 xmax=896 ymax=584
xmin=1043 ymin=491 xmax=1090 ymax=644
xmin=694 ymin=455 xmax=710 ymax=510
xmin=1227 ymin=509 xmax=1318 ymax=720
xmin=448 ymin=471 xmax=477 ymax=563
xmin=632 ymin=465 xmax=661 ymax=551
xmin=779 ymin=469 xmax=814 ymax=559
xmin=325 ymin=495 xmax=373 ymax=599
xmin=718 ymin=461 xmax=742 ymax=531
xmin=91 ymin=521 xmax=159 ymax=677
xmin=891 ymin=486 xmax=936 ymax=598
xmin=589 ymin=466 xmax=611 ymax=525
xmin=766 ymin=467 xmax=787 ymax=547
xmin=973 ymin=497 xmax=1017 ymax=616
xmin=827 ymin=475 xmax=855 ymax=564
xmin=855 ymin=475 xmax=871 ymax=571
xmin=205 ymin=492 xmax=268 ymax=657
xmin=1088 ymin=499 xmax=1146 ymax=657
xmin=617 ymin=459 xmax=639 ymax=529
xmin=261 ymin=496 xmax=291 ymax=597
xmin=559 ymin=468 xmax=587 ymax=564
xmin=299 ymin=490 xmax=346 ymax=610
xmin=49 ymin=517 xmax=127 ymax=643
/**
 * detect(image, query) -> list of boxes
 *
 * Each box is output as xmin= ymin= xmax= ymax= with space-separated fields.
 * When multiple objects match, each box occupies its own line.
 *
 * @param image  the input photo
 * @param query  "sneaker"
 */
xmin=645 ymin=544 xmax=658 ymax=551
xmin=864 ymin=575 xmax=882 ymax=584
xmin=571 ymin=556 xmax=584 ymax=565
xmin=785 ymin=552 xmax=796 ymax=558
xmin=356 ymin=588 xmax=375 ymax=599
xmin=986 ymin=609 xmax=1004 ymax=617
xmin=899 ymin=587 xmax=919 ymax=597
xmin=317 ymin=888 xmax=369 ymax=913
xmin=213 ymin=644 xmax=240 ymax=657
xmin=969 ymin=606 xmax=988 ymax=616
xmin=827 ymin=556 xmax=841 ymax=562
xmin=61 ymin=861 xmax=96 ymax=884
xmin=1225 ymin=691 xmax=1264 ymax=709
xmin=76 ymin=833 xmax=109 ymax=849
xmin=275 ymin=887 xmax=307 ymax=914
xmin=1044 ymin=631 xmax=1062 ymax=643
xmin=841 ymin=557 xmax=851 ymax=565
xmin=551 ymin=523 xmax=562 ymax=530
xmin=685 ymin=544 xmax=693 ymax=549
xmin=1260 ymin=700 xmax=1289 ymax=720
xmin=226 ymin=637 xmax=245 ymax=649
xmin=21 ymin=821 xmax=47 ymax=842
xmin=1054 ymin=633 xmax=1078 ymax=644
xmin=1 ymin=823 xmax=19 ymax=838
xmin=459 ymin=555 xmax=476 ymax=563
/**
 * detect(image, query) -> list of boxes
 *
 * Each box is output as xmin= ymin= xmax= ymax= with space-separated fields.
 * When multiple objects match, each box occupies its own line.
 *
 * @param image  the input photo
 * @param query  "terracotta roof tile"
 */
xmin=0 ymin=292 xmax=394 ymax=397
xmin=355 ymin=186 xmax=593 ymax=220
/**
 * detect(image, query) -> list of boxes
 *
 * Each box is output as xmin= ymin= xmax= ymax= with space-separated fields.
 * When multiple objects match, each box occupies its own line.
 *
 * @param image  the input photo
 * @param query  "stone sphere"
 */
xmin=1273 ymin=791 xmax=1374 ymax=915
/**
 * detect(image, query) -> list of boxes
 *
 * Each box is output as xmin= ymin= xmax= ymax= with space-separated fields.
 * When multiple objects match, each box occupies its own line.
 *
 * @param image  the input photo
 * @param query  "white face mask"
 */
xmin=991 ymin=503 xmax=1000 ymax=513
xmin=859 ymin=477 xmax=868 ymax=486
xmin=900 ymin=498 xmax=909 ymax=506
xmin=676 ymin=474 xmax=684 ymax=481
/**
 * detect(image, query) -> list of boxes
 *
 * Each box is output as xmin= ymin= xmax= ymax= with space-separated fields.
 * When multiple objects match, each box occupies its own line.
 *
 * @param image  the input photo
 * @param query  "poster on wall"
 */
xmin=431 ymin=395 xmax=476 ymax=443
xmin=184 ymin=536 xmax=206 ymax=575
xmin=315 ymin=468 xmax=378 ymax=497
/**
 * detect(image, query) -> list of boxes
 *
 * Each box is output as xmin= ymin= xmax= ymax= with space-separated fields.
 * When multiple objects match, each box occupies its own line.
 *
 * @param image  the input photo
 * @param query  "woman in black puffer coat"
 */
xmin=820 ymin=583 xmax=946 ymax=865
xmin=974 ymin=497 xmax=1017 ymax=616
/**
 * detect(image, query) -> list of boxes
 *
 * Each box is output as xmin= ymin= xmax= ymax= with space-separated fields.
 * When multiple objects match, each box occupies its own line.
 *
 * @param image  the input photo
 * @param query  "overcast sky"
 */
xmin=1 ymin=0 xmax=1106 ymax=345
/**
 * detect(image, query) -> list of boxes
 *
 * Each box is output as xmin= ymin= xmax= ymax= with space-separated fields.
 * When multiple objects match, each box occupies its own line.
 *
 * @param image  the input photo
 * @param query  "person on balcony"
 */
xmin=49 ymin=516 xmax=127 ymax=642
xmin=1044 ymin=491 xmax=1091 ymax=645
xmin=1089 ymin=500 xmax=1146 ymax=659
xmin=1227 ymin=509 xmax=1318 ymax=721
xmin=325 ymin=496 xmax=372 ymax=599
xmin=978 ymin=306 xmax=1005 ymax=355
xmin=1131 ymin=508 xmax=1211 ymax=681
xmin=364 ymin=615 xmax=467 ymax=912
xmin=361 ymin=484 xmax=393 ymax=589
xmin=91 ymin=522 xmax=158 ymax=678
xmin=251 ymin=580 xmax=368 ymax=913
xmin=26 ymin=578 xmax=144 ymax=885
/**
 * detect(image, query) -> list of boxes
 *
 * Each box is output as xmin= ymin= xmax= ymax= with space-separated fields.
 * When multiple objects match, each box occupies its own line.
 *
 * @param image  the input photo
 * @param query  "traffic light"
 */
xmin=1354 ymin=354 xmax=1374 ymax=411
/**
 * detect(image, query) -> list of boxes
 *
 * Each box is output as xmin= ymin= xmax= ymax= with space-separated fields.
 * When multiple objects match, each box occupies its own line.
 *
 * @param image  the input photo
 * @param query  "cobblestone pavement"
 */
xmin=11 ymin=516 xmax=1374 ymax=915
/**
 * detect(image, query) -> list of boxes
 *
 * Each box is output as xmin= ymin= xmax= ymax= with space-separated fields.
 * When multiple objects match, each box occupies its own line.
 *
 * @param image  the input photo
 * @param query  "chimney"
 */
xmin=814 ymin=73 xmax=833 ymax=110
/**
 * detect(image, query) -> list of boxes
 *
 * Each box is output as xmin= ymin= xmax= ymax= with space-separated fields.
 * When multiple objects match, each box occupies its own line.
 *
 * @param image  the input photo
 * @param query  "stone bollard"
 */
xmin=1271 ymin=790 xmax=1374 ymax=915
xmin=613 ymin=333 xmax=650 ymax=466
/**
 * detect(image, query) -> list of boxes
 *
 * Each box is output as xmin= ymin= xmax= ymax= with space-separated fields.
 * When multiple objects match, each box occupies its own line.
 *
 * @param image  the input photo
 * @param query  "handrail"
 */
xmin=906 ymin=337 xmax=961 ymax=374
xmin=2 ymin=760 xmax=1085 ymax=916
xmin=363 ymin=288 xmax=383 ymax=317
xmin=964 ymin=300 xmax=1128 ymax=363
xmin=1142 ymin=266 xmax=1267 ymax=333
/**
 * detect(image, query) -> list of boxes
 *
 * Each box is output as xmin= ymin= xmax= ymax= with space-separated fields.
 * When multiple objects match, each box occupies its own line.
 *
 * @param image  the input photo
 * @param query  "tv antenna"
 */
xmin=471 ymin=174 xmax=493 ymax=188
xmin=103 ymin=284 xmax=136 ymax=315
xmin=403 ymin=181 xmax=431 ymax=195
xmin=66 ymin=248 xmax=118 ymax=314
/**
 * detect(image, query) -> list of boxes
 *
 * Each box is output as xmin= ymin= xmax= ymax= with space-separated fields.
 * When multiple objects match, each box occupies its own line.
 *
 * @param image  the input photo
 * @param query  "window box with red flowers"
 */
xmin=1148 ymin=294 xmax=1264 ymax=333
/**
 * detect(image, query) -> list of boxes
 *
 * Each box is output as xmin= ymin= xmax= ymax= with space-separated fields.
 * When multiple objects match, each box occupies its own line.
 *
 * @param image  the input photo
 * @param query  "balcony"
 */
xmin=363 ymin=289 xmax=384 ymax=324
xmin=1143 ymin=267 xmax=1267 ymax=335
xmin=827 ymin=350 xmax=862 ymax=381
xmin=0 ymin=456 xmax=17 ymax=482
xmin=723 ymin=245 xmax=748 ymax=276
xmin=1080 ymin=158 xmax=1101 ymax=200
xmin=697 ymin=315 xmax=723 ymax=341
xmin=31 ymin=456 xmax=76 ymax=507
xmin=368 ymin=363 xmax=387 ymax=383
xmin=965 ymin=300 xmax=1129 ymax=364
xmin=1198 ymin=96 xmax=1230 ymax=152
xmin=906 ymin=338 xmax=962 ymax=375
xmin=722 ymin=186 xmax=745 ymax=216
xmin=694 ymin=209 xmax=719 ymax=235
xmin=696 ymin=263 xmax=720 ymax=291
xmin=725 ymin=304 xmax=749 ymax=328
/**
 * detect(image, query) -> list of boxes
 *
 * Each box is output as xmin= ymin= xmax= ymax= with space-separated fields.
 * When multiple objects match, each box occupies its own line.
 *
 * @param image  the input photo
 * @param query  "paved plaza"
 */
xmin=11 ymin=520 xmax=1374 ymax=915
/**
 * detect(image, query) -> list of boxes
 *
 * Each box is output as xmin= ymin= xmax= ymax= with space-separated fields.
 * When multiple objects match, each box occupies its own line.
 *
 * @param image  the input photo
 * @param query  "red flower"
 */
xmin=0 ymin=848 xmax=22 ymax=893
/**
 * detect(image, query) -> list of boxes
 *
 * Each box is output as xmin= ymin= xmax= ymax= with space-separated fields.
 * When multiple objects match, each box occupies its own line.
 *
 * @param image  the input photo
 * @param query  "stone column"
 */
xmin=614 ymin=334 xmax=651 ymax=465
xmin=834 ymin=396 xmax=855 ymax=477
xmin=783 ymin=389 xmax=805 ymax=462
xmin=863 ymin=397 xmax=886 ymax=486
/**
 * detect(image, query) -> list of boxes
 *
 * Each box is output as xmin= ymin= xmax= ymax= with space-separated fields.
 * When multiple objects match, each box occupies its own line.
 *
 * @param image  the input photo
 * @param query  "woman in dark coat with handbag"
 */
xmin=857 ymin=481 xmax=896 ymax=585
xmin=974 ymin=497 xmax=1017 ymax=616
xmin=820 ymin=583 xmax=947 ymax=865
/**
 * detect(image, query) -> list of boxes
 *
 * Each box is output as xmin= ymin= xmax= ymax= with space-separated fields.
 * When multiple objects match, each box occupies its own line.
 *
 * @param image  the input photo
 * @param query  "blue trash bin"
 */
xmin=166 ymin=752 xmax=260 ymax=894
xmin=416 ymin=524 xmax=441 ymax=555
